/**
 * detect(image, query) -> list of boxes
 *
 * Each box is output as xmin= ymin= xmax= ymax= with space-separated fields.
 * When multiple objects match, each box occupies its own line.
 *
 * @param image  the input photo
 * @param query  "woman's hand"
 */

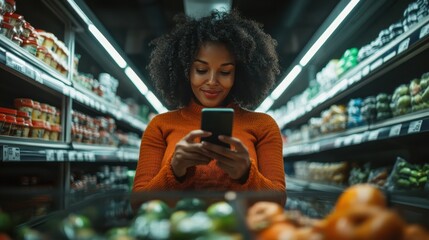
xmin=171 ymin=130 xmax=213 ymax=177
xmin=201 ymin=135 xmax=250 ymax=180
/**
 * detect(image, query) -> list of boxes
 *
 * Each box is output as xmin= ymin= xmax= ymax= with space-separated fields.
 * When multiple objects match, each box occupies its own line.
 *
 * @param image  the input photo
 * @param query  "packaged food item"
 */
xmin=43 ymin=122 xmax=51 ymax=140
xmin=0 ymin=114 xmax=6 ymax=134
xmin=13 ymin=117 xmax=26 ymax=137
xmin=348 ymin=163 xmax=370 ymax=185
xmin=375 ymin=93 xmax=392 ymax=121
xmin=36 ymin=46 xmax=48 ymax=62
xmin=32 ymin=101 xmax=42 ymax=120
xmin=1 ymin=115 xmax=16 ymax=136
xmin=14 ymin=98 xmax=34 ymax=118
xmin=37 ymin=31 xmax=58 ymax=53
xmin=21 ymin=38 xmax=38 ymax=56
xmin=347 ymin=98 xmax=364 ymax=128
xmin=0 ymin=22 xmax=16 ymax=39
xmin=31 ymin=119 xmax=45 ymax=139
xmin=367 ymin=166 xmax=391 ymax=187
xmin=39 ymin=103 xmax=49 ymax=122
xmin=45 ymin=105 xmax=56 ymax=124
xmin=22 ymin=119 xmax=32 ymax=138
xmin=55 ymin=109 xmax=61 ymax=124
xmin=387 ymin=157 xmax=429 ymax=191
xmin=11 ymin=34 xmax=23 ymax=45
xmin=4 ymin=0 xmax=15 ymax=13
xmin=21 ymin=21 xmax=35 ymax=39
xmin=72 ymin=125 xmax=82 ymax=143
xmin=391 ymin=84 xmax=411 ymax=116
xmin=49 ymin=124 xmax=61 ymax=141
xmin=0 ymin=107 xmax=17 ymax=117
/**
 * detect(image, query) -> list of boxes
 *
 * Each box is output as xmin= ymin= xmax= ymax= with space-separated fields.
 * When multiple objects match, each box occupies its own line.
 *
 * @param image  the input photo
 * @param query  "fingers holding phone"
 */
xmin=171 ymin=130 xmax=213 ymax=177
xmin=202 ymin=135 xmax=251 ymax=180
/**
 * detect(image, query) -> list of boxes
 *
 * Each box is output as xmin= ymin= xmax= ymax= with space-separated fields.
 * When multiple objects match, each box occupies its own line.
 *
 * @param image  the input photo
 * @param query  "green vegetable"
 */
xmin=399 ymin=167 xmax=412 ymax=175
xmin=175 ymin=198 xmax=207 ymax=212
xmin=397 ymin=95 xmax=411 ymax=108
xmin=376 ymin=93 xmax=389 ymax=103
xmin=376 ymin=102 xmax=390 ymax=112
xmin=206 ymin=202 xmax=237 ymax=232
xmin=138 ymin=200 xmax=171 ymax=219
xmin=418 ymin=176 xmax=428 ymax=183
xmin=397 ymin=179 xmax=411 ymax=187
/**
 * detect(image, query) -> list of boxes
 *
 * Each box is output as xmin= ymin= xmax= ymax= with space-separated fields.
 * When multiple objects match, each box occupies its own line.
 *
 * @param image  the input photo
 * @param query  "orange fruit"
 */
xmin=335 ymin=184 xmax=387 ymax=212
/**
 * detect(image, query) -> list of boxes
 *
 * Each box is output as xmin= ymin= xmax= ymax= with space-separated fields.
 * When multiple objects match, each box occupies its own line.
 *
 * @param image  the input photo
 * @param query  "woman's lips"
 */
xmin=202 ymin=90 xmax=220 ymax=99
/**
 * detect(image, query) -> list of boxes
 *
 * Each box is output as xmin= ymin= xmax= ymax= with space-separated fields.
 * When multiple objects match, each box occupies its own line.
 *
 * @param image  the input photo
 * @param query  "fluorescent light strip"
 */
xmin=88 ymin=24 xmax=127 ymax=68
xmin=270 ymin=65 xmax=303 ymax=100
xmin=67 ymin=0 xmax=91 ymax=25
xmin=255 ymin=97 xmax=274 ymax=112
xmin=299 ymin=0 xmax=360 ymax=66
xmin=125 ymin=67 xmax=149 ymax=95
xmin=146 ymin=91 xmax=168 ymax=113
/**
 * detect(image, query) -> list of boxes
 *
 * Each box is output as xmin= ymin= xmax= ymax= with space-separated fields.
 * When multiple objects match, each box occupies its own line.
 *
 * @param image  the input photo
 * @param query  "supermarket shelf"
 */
xmin=278 ymin=15 xmax=429 ymax=129
xmin=71 ymin=84 xmax=147 ymax=132
xmin=0 ymin=34 xmax=71 ymax=94
xmin=0 ymin=138 xmax=139 ymax=162
xmin=283 ymin=109 xmax=429 ymax=157
xmin=286 ymin=177 xmax=429 ymax=210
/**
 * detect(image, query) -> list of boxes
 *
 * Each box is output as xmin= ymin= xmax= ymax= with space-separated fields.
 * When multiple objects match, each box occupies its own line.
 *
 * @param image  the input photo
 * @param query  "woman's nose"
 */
xmin=207 ymin=72 xmax=218 ymax=85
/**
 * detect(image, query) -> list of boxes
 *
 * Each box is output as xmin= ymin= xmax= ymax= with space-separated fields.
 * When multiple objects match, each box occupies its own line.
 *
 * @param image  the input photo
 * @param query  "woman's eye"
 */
xmin=196 ymin=69 xmax=207 ymax=74
xmin=220 ymin=71 xmax=231 ymax=75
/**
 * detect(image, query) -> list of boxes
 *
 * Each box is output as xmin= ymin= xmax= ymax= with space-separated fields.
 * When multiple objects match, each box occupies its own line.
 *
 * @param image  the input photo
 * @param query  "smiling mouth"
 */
xmin=201 ymin=90 xmax=221 ymax=99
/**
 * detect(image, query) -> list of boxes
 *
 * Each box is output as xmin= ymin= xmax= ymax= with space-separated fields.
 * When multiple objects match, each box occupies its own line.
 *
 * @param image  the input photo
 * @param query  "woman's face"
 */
xmin=190 ymin=42 xmax=235 ymax=107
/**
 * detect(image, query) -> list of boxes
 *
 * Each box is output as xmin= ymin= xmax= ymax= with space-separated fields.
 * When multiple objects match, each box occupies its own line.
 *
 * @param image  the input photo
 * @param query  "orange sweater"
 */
xmin=133 ymin=100 xmax=285 ymax=199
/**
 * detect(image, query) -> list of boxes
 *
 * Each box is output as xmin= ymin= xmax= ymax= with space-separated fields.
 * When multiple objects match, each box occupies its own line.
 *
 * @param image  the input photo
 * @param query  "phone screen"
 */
xmin=200 ymin=108 xmax=234 ymax=148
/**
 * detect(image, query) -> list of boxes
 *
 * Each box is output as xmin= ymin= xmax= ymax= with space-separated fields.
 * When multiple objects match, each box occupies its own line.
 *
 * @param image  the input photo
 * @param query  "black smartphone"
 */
xmin=201 ymin=108 xmax=234 ymax=148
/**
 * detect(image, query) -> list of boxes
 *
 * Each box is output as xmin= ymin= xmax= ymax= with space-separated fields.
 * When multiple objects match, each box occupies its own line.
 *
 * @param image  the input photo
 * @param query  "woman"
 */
xmin=132 ymin=10 xmax=285 ymax=205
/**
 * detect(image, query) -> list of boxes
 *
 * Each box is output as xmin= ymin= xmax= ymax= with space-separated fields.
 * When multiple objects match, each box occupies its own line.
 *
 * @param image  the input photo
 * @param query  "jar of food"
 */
xmin=3 ymin=12 xmax=24 ymax=35
xmin=21 ymin=38 xmax=38 ymax=56
xmin=13 ymin=117 xmax=25 ymax=137
xmin=38 ymin=31 xmax=57 ymax=53
xmin=82 ymin=128 xmax=92 ymax=144
xmin=0 ymin=22 xmax=16 ymax=39
xmin=11 ymin=34 xmax=22 ymax=46
xmin=43 ymin=121 xmax=51 ymax=140
xmin=39 ymin=103 xmax=49 ymax=122
xmin=50 ymin=124 xmax=61 ymax=141
xmin=1 ymin=115 xmax=16 ymax=136
xmin=45 ymin=105 xmax=56 ymax=124
xmin=0 ymin=107 xmax=17 ymax=117
xmin=55 ymin=110 xmax=61 ymax=124
xmin=36 ymin=46 xmax=47 ymax=62
xmin=50 ymin=54 xmax=58 ymax=69
xmin=21 ymin=21 xmax=35 ymax=38
xmin=0 ymin=0 xmax=5 ymax=15
xmin=72 ymin=125 xmax=83 ymax=143
xmin=0 ymin=114 xmax=6 ymax=134
xmin=14 ymin=98 xmax=34 ymax=117
xmin=32 ymin=101 xmax=42 ymax=120
xmin=4 ymin=0 xmax=15 ymax=13
xmin=31 ymin=119 xmax=45 ymax=139
xmin=43 ymin=51 xmax=52 ymax=66
xmin=22 ymin=119 xmax=32 ymax=138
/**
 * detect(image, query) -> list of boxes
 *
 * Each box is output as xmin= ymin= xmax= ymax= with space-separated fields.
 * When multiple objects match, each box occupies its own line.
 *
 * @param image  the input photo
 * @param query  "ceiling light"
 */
xmin=270 ymin=65 xmax=303 ymax=100
xmin=88 ymin=24 xmax=127 ymax=69
xmin=146 ymin=91 xmax=168 ymax=113
xmin=255 ymin=97 xmax=274 ymax=113
xmin=299 ymin=0 xmax=360 ymax=66
xmin=125 ymin=67 xmax=149 ymax=95
xmin=67 ymin=0 xmax=91 ymax=25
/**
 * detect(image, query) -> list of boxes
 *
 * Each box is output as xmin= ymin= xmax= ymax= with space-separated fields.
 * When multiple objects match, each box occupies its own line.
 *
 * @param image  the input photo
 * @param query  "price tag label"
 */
xmin=33 ymin=70 xmax=43 ymax=84
xmin=420 ymin=24 xmax=429 ymax=39
xmin=368 ymin=130 xmax=379 ymax=141
xmin=383 ymin=51 xmax=396 ymax=62
xmin=2 ymin=146 xmax=20 ymax=161
xmin=334 ymin=138 xmax=343 ymax=148
xmin=68 ymin=151 xmax=76 ymax=161
xmin=56 ymin=150 xmax=66 ymax=161
xmin=370 ymin=58 xmax=383 ymax=71
xmin=389 ymin=124 xmax=402 ymax=137
xmin=76 ymin=152 xmax=84 ymax=161
xmin=362 ymin=65 xmax=370 ymax=77
xmin=353 ymin=134 xmax=363 ymax=144
xmin=398 ymin=38 xmax=410 ymax=54
xmin=408 ymin=120 xmax=423 ymax=134
xmin=343 ymin=136 xmax=354 ymax=146
xmin=46 ymin=150 xmax=55 ymax=161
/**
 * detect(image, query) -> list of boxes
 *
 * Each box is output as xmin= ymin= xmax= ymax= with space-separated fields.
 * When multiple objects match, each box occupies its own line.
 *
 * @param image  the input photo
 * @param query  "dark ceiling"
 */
xmin=84 ymin=0 xmax=340 ymax=93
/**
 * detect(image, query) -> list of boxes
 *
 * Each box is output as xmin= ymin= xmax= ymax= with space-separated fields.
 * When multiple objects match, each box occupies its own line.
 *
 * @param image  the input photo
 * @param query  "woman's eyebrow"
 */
xmin=194 ymin=59 xmax=235 ymax=66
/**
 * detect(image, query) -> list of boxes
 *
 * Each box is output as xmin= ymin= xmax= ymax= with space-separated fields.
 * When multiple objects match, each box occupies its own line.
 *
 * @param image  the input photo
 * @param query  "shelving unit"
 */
xmin=0 ymin=0 xmax=142 ymax=226
xmin=277 ymin=0 xmax=429 ymax=223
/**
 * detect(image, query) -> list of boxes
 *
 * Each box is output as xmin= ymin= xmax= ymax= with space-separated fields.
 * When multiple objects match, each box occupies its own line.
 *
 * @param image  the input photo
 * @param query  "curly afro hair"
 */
xmin=148 ymin=10 xmax=280 ymax=110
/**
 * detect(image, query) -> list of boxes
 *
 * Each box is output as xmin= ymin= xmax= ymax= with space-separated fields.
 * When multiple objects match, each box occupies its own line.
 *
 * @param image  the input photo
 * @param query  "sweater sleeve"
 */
xmin=132 ymin=115 xmax=194 ymax=192
xmin=240 ymin=114 xmax=286 ymax=203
